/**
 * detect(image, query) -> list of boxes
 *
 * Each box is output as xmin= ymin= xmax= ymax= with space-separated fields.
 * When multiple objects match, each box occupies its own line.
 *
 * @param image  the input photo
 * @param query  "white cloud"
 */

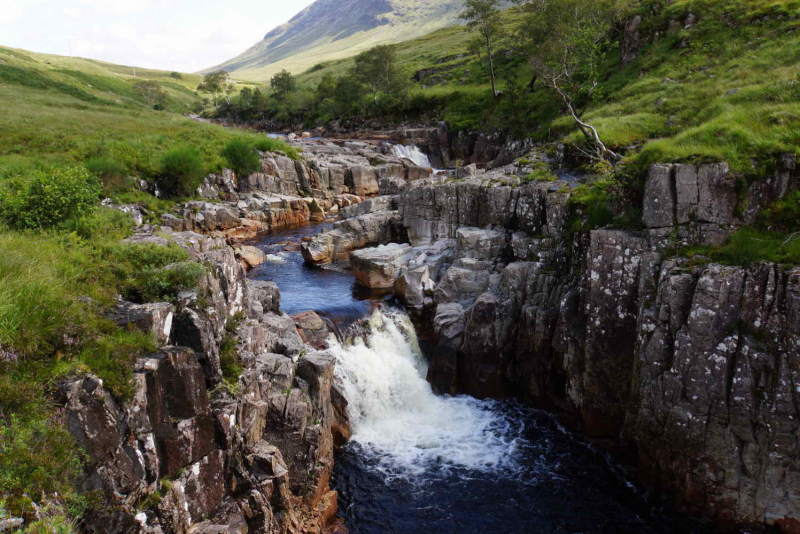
xmin=0 ymin=0 xmax=316 ymax=72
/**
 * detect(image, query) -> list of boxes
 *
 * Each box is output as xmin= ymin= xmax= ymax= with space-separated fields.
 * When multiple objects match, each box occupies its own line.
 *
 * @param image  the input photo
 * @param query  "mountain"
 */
xmin=205 ymin=0 xmax=466 ymax=81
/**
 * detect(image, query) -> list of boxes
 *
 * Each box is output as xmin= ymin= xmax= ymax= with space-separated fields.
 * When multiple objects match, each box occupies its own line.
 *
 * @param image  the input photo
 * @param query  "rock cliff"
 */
xmin=319 ymin=155 xmax=800 ymax=532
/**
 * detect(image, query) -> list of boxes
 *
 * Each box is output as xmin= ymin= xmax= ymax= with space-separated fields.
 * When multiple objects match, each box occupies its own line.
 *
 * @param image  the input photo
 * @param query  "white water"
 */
xmin=330 ymin=310 xmax=521 ymax=478
xmin=390 ymin=144 xmax=432 ymax=168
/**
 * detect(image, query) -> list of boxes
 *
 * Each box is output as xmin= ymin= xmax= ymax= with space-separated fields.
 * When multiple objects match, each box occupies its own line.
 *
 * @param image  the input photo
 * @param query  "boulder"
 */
xmin=292 ymin=311 xmax=331 ymax=350
xmin=341 ymin=196 xmax=395 ymax=219
xmin=350 ymin=243 xmax=414 ymax=289
xmin=394 ymin=265 xmax=433 ymax=309
xmin=236 ymin=245 xmax=266 ymax=269
xmin=247 ymin=280 xmax=281 ymax=316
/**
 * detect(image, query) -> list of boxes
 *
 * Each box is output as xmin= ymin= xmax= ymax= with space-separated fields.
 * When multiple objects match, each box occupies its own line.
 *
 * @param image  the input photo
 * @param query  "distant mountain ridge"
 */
xmin=205 ymin=0 xmax=466 ymax=81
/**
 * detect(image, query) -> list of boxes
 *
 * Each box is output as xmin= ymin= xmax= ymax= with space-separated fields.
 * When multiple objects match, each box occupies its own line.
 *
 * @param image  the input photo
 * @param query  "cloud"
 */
xmin=0 ymin=0 xmax=316 ymax=72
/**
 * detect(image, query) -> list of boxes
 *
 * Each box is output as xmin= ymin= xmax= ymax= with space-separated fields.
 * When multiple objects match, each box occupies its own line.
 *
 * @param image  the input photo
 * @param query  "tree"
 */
xmin=351 ymin=45 xmax=410 ymax=105
xmin=316 ymin=73 xmax=337 ymax=102
xmin=133 ymin=80 xmax=167 ymax=107
xmin=197 ymin=70 xmax=230 ymax=108
xmin=170 ymin=71 xmax=183 ymax=80
xmin=270 ymin=70 xmax=297 ymax=101
xmin=515 ymin=0 xmax=630 ymax=162
xmin=460 ymin=0 xmax=504 ymax=98
xmin=224 ymin=82 xmax=236 ymax=106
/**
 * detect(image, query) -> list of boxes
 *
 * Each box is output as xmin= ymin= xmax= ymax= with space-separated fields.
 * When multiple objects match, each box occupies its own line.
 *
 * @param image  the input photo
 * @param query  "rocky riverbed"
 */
xmin=72 ymin=136 xmax=799 ymax=534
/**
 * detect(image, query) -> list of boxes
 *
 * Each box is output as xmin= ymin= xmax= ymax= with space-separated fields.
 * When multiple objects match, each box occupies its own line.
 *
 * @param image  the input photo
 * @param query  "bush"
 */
xmin=222 ymin=139 xmax=261 ymax=177
xmin=133 ymin=262 xmax=206 ymax=304
xmin=85 ymin=157 xmax=132 ymax=194
xmin=157 ymin=147 xmax=205 ymax=197
xmin=61 ymin=207 xmax=134 ymax=241
xmin=0 ymin=167 xmax=101 ymax=229
xmin=252 ymin=137 xmax=301 ymax=160
xmin=99 ymin=243 xmax=205 ymax=303
xmin=0 ymin=415 xmax=83 ymax=516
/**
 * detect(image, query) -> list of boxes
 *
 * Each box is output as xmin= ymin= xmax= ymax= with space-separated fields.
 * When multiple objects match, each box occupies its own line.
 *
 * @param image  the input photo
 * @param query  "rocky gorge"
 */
xmin=296 ymin=144 xmax=800 ymax=532
xmin=62 ymin=135 xmax=800 ymax=534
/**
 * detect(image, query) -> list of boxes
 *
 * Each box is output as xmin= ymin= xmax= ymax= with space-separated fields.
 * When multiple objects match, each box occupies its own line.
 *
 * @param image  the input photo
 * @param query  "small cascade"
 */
xmin=329 ymin=309 xmax=521 ymax=478
xmin=390 ymin=144 xmax=432 ymax=168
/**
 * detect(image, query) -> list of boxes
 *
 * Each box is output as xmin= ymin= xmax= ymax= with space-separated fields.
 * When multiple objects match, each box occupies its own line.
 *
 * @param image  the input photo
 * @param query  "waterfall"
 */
xmin=390 ymin=144 xmax=432 ymax=168
xmin=329 ymin=310 xmax=521 ymax=478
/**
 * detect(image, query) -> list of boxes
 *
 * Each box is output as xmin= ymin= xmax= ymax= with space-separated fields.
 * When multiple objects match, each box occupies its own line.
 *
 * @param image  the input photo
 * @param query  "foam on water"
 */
xmin=329 ymin=310 xmax=521 ymax=478
xmin=390 ymin=144 xmax=432 ymax=168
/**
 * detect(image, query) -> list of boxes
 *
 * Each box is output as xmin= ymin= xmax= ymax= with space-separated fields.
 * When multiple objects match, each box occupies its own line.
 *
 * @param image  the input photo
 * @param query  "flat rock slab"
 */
xmin=350 ymin=243 xmax=414 ymax=289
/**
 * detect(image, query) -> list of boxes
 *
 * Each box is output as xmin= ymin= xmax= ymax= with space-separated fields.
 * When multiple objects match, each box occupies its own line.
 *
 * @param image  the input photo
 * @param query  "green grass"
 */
xmin=0 ymin=44 xmax=308 ymax=526
xmin=673 ymin=190 xmax=800 ymax=266
xmin=290 ymin=0 xmax=800 ymax=178
xmin=678 ymin=228 xmax=800 ymax=266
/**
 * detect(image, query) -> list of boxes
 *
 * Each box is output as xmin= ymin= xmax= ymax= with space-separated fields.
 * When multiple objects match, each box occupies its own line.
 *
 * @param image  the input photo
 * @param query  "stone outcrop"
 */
xmin=165 ymin=139 xmax=432 ymax=244
xmin=349 ymin=157 xmax=800 ymax=533
xmin=350 ymin=243 xmax=414 ymax=289
xmin=300 ymin=210 xmax=407 ymax=264
xmin=643 ymin=160 xmax=799 ymax=248
xmin=58 ymin=226 xmax=347 ymax=534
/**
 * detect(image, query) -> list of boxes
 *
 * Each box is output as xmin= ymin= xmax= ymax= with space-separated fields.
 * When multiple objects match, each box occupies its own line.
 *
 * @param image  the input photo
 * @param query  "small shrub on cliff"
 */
xmin=157 ymin=147 xmax=205 ymax=197
xmin=79 ymin=329 xmax=159 ymax=401
xmin=522 ymin=162 xmax=556 ymax=183
xmin=0 ymin=167 xmax=101 ymax=229
xmin=222 ymin=139 xmax=261 ymax=177
xmin=133 ymin=262 xmax=206 ymax=304
xmin=0 ymin=414 xmax=83 ymax=516
xmin=758 ymin=191 xmax=800 ymax=234
xmin=85 ymin=156 xmax=132 ymax=195
xmin=252 ymin=137 xmax=301 ymax=160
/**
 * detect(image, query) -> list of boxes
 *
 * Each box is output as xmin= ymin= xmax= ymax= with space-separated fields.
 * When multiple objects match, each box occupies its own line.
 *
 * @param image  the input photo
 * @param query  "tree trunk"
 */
xmin=485 ymin=35 xmax=497 ymax=97
xmin=555 ymin=86 xmax=620 ymax=162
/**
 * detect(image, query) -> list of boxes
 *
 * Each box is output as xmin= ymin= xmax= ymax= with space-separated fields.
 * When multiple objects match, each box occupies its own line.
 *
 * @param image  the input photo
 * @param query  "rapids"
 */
xmin=246 ymin=221 xmax=708 ymax=534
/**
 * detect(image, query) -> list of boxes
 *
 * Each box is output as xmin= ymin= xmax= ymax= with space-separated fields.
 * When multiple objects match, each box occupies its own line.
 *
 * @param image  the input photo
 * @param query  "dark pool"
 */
xmin=335 ymin=403 xmax=710 ymax=534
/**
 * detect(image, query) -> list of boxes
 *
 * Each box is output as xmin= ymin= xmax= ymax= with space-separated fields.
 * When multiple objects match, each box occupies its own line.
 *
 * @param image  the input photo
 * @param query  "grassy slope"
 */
xmin=0 ymin=46 xmax=293 ymax=180
xmin=0 ymin=47 xmax=301 ymax=523
xmin=295 ymin=0 xmax=800 ymax=178
xmin=212 ymin=0 xmax=468 ymax=82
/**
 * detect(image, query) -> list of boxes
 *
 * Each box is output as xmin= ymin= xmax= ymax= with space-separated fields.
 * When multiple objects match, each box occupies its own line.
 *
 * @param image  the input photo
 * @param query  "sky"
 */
xmin=0 ymin=0 xmax=316 ymax=72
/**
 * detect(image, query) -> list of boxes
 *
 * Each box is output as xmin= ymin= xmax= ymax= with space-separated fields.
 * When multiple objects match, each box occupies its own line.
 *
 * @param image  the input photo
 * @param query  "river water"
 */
xmin=248 ymin=222 xmax=708 ymax=534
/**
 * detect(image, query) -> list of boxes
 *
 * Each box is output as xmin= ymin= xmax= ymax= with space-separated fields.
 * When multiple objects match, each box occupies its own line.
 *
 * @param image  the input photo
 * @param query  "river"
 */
xmin=247 ymin=221 xmax=709 ymax=534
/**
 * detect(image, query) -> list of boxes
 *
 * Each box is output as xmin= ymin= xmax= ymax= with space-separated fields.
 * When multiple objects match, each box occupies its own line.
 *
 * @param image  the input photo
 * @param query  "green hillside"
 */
xmin=0 ymin=46 xmax=279 ymax=180
xmin=206 ymin=0 xmax=470 ymax=81
xmin=286 ymin=0 xmax=800 ymax=178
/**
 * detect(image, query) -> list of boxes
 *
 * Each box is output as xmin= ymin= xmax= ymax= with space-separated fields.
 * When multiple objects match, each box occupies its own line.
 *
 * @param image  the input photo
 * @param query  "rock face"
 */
xmin=59 ymin=227 xmax=347 ymax=534
xmin=300 ymin=210 xmax=407 ymax=264
xmin=167 ymin=139 xmax=426 ymax=244
xmin=354 ymin=159 xmax=800 ymax=533
xmin=350 ymin=243 xmax=413 ymax=289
